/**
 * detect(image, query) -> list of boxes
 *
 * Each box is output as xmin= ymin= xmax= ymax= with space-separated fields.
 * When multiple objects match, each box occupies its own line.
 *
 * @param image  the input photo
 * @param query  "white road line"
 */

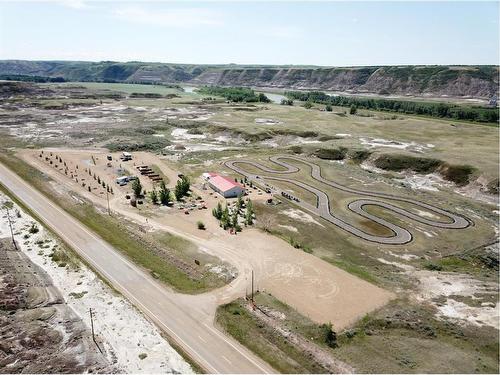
xmin=198 ymin=335 xmax=207 ymax=343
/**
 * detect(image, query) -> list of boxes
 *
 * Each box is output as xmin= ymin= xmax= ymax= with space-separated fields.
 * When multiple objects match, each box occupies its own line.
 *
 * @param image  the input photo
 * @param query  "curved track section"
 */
xmin=224 ymin=156 xmax=470 ymax=245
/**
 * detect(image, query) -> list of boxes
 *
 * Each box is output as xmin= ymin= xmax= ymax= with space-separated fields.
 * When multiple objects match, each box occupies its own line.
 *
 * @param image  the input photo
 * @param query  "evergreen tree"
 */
xmin=159 ymin=181 xmax=171 ymax=205
xmin=150 ymin=189 xmax=158 ymax=204
xmin=220 ymin=205 xmax=230 ymax=229
xmin=245 ymin=199 xmax=254 ymax=225
xmin=212 ymin=201 xmax=223 ymax=220
xmin=231 ymin=211 xmax=238 ymax=228
xmin=131 ymin=178 xmax=142 ymax=197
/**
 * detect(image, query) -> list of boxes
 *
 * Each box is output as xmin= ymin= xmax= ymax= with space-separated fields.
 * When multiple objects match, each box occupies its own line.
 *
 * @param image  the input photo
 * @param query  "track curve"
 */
xmin=224 ymin=155 xmax=470 ymax=245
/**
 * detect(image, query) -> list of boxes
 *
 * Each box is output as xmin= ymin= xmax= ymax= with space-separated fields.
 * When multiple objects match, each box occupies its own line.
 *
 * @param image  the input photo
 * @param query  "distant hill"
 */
xmin=0 ymin=60 xmax=498 ymax=99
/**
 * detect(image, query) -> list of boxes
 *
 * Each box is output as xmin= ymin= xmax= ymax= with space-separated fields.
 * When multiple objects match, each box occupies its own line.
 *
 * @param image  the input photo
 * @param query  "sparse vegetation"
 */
xmin=373 ymin=153 xmax=477 ymax=185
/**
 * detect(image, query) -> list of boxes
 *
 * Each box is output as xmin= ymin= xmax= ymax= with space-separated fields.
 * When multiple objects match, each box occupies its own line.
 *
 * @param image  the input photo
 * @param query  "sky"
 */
xmin=0 ymin=0 xmax=498 ymax=66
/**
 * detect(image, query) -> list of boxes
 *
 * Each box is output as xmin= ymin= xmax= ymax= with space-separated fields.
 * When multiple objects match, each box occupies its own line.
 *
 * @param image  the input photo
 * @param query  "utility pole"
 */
xmin=251 ymin=269 xmax=254 ymax=304
xmin=5 ymin=209 xmax=17 ymax=250
xmin=106 ymin=189 xmax=111 ymax=216
xmin=89 ymin=308 xmax=103 ymax=354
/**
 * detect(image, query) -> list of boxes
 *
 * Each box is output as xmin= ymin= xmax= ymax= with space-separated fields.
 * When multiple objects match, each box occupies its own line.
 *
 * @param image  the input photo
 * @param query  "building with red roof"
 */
xmin=205 ymin=173 xmax=245 ymax=198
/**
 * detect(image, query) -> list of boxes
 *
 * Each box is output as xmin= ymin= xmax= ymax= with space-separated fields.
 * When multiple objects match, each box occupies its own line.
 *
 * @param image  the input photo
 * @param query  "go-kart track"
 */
xmin=224 ymin=156 xmax=471 ymax=245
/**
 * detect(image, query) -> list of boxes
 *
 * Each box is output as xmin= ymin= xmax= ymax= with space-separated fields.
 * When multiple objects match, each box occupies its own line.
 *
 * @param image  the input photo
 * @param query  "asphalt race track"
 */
xmin=224 ymin=155 xmax=470 ymax=245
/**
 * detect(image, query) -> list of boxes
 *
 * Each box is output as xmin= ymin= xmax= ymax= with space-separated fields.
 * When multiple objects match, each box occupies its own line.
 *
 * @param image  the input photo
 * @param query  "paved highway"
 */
xmin=0 ymin=161 xmax=275 ymax=374
xmin=225 ymin=155 xmax=470 ymax=245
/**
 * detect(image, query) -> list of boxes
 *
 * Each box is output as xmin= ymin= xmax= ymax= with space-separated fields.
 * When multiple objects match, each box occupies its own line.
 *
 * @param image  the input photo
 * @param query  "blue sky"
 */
xmin=0 ymin=1 xmax=498 ymax=66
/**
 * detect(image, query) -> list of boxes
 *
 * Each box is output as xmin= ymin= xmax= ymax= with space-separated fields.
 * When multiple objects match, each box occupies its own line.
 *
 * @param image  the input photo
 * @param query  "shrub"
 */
xmin=350 ymin=149 xmax=372 ymax=163
xmin=320 ymin=322 xmax=337 ymax=348
xmin=424 ymin=262 xmax=443 ymax=271
xmin=487 ymin=178 xmax=499 ymax=194
xmin=314 ymin=147 xmax=348 ymax=160
xmin=28 ymin=223 xmax=39 ymax=234
xmin=439 ymin=164 xmax=476 ymax=186
xmin=374 ymin=154 xmax=442 ymax=173
xmin=197 ymin=221 xmax=206 ymax=230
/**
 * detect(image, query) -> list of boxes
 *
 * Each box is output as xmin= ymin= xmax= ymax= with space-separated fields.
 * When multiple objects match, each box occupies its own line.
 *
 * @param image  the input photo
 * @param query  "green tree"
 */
xmin=236 ymin=194 xmax=244 ymax=211
xmin=258 ymin=93 xmax=271 ymax=103
xmin=220 ymin=205 xmax=230 ymax=229
xmin=325 ymin=104 xmax=333 ymax=112
xmin=303 ymin=101 xmax=313 ymax=109
xmin=175 ymin=176 xmax=190 ymax=201
xmin=231 ymin=211 xmax=238 ymax=228
xmin=159 ymin=181 xmax=171 ymax=205
xmin=245 ymin=199 xmax=254 ymax=225
xmin=212 ymin=201 xmax=223 ymax=220
xmin=149 ymin=189 xmax=158 ymax=204
xmin=131 ymin=178 xmax=142 ymax=197
xmin=350 ymin=105 xmax=357 ymax=115
xmin=321 ymin=322 xmax=337 ymax=348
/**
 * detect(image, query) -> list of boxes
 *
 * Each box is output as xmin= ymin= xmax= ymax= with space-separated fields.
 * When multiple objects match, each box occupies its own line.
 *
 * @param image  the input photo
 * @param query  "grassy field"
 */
xmin=201 ymin=101 xmax=499 ymax=181
xmin=0 ymin=152 xmax=229 ymax=294
xmin=47 ymin=81 xmax=183 ymax=95
xmin=216 ymin=292 xmax=499 ymax=374
xmin=216 ymin=293 xmax=334 ymax=373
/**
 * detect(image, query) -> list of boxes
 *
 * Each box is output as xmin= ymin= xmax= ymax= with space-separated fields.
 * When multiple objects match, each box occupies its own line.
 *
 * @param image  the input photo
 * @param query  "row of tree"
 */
xmin=198 ymin=86 xmax=271 ymax=103
xmin=132 ymin=178 xmax=178 ymax=205
xmin=212 ymin=196 xmax=254 ymax=231
xmin=149 ymin=181 xmax=172 ymax=205
xmin=284 ymin=90 xmax=499 ymax=123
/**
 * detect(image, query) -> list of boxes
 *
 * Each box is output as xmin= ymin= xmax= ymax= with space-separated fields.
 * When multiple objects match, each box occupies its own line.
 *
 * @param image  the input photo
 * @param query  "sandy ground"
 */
xmin=19 ymin=148 xmax=394 ymax=329
xmin=0 ymin=192 xmax=192 ymax=374
xmin=377 ymin=255 xmax=499 ymax=329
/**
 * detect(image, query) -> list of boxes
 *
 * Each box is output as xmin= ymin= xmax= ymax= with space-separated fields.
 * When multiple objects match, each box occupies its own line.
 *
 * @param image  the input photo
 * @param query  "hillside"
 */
xmin=0 ymin=60 xmax=498 ymax=99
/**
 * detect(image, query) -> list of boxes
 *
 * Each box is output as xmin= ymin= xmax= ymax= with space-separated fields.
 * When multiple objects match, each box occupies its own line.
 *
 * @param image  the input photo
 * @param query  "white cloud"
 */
xmin=113 ymin=6 xmax=223 ymax=28
xmin=56 ymin=0 xmax=89 ymax=10
xmin=265 ymin=26 xmax=302 ymax=39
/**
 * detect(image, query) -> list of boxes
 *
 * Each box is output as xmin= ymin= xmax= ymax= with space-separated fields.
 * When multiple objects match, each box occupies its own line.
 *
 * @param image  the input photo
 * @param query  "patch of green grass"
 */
xmin=216 ymin=295 xmax=331 ymax=373
xmin=50 ymin=247 xmax=80 ymax=270
xmin=54 ymin=81 xmax=182 ymax=96
xmin=333 ymin=298 xmax=499 ymax=373
xmin=63 ymin=204 xmax=219 ymax=294
xmin=150 ymin=164 xmax=169 ymax=184
xmin=329 ymin=258 xmax=379 ymax=285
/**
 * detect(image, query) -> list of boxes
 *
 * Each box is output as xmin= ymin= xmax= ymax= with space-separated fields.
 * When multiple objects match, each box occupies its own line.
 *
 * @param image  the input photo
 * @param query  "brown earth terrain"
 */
xmin=0 ymin=238 xmax=114 ymax=373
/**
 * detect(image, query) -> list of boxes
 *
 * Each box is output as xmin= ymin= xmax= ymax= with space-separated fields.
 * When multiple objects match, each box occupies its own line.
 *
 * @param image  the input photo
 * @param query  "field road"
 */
xmin=225 ymin=155 xmax=471 ymax=245
xmin=0 ymin=161 xmax=275 ymax=374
